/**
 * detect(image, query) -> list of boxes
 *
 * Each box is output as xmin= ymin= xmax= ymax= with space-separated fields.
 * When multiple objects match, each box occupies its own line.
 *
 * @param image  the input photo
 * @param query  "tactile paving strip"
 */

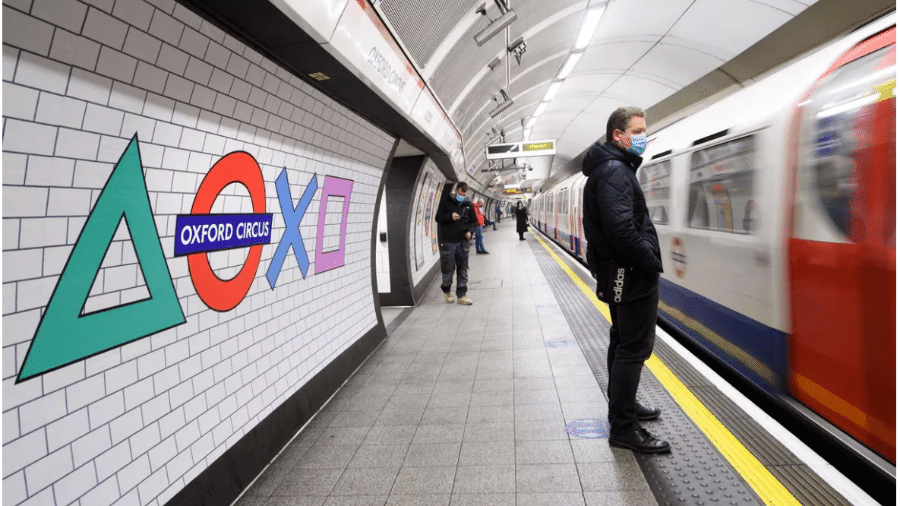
xmin=528 ymin=238 xmax=763 ymax=505
xmin=529 ymin=236 xmax=855 ymax=506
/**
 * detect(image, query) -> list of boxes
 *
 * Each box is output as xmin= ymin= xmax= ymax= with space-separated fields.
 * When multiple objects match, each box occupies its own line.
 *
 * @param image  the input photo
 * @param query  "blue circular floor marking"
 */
xmin=545 ymin=340 xmax=575 ymax=348
xmin=566 ymin=418 xmax=610 ymax=439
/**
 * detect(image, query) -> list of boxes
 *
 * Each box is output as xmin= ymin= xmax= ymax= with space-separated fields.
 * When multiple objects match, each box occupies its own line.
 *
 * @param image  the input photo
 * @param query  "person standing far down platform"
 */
xmin=473 ymin=199 xmax=490 ymax=254
xmin=435 ymin=182 xmax=476 ymax=305
xmin=581 ymin=106 xmax=670 ymax=454
xmin=514 ymin=201 xmax=528 ymax=240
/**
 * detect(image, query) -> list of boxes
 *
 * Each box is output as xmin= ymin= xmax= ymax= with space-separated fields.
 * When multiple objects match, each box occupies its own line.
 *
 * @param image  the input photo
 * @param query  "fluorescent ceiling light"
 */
xmin=474 ymin=9 xmax=518 ymax=46
xmin=526 ymin=117 xmax=537 ymax=128
xmin=544 ymin=81 xmax=563 ymax=102
xmin=557 ymin=52 xmax=582 ymax=79
xmin=534 ymin=102 xmax=548 ymax=117
xmin=574 ymin=6 xmax=605 ymax=50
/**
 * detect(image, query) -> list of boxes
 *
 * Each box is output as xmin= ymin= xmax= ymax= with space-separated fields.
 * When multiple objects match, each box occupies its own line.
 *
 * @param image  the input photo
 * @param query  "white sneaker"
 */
xmin=443 ymin=292 xmax=455 ymax=303
xmin=456 ymin=296 xmax=473 ymax=305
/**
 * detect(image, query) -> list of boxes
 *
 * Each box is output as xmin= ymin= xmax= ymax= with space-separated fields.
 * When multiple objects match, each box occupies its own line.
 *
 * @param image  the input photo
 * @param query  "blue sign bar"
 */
xmin=174 ymin=213 xmax=273 ymax=256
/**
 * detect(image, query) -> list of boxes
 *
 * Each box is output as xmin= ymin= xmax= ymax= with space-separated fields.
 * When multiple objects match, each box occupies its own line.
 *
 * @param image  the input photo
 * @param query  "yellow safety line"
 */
xmin=531 ymin=231 xmax=801 ymax=506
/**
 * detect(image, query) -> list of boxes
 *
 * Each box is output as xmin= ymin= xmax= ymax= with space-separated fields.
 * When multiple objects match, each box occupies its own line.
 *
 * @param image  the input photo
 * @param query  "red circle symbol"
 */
xmin=188 ymin=152 xmax=266 ymax=312
xmin=671 ymin=237 xmax=686 ymax=279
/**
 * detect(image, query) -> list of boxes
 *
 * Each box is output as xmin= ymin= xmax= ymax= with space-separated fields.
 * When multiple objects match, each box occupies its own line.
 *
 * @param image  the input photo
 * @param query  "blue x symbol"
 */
xmin=266 ymin=169 xmax=318 ymax=288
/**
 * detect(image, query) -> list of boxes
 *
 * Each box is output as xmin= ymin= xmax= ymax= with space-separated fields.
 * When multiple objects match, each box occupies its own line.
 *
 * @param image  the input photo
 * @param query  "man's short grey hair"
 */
xmin=477 ymin=199 xmax=485 ymax=205
xmin=606 ymin=106 xmax=645 ymax=141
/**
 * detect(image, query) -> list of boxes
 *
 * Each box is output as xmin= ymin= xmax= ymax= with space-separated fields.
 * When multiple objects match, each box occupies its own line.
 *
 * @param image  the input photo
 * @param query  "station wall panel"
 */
xmin=1 ymin=1 xmax=395 ymax=506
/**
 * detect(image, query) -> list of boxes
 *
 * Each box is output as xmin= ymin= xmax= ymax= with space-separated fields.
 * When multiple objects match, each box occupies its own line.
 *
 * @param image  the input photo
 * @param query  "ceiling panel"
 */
xmin=509 ymin=12 xmax=581 ymax=82
xmin=430 ymin=15 xmax=507 ymax=108
xmin=577 ymin=40 xmax=656 ymax=72
xmin=509 ymin=0 xmax=585 ymax=41
xmin=630 ymin=42 xmax=724 ymax=86
xmin=600 ymin=74 xmax=678 ymax=109
xmin=669 ymin=0 xmax=793 ymax=56
xmin=558 ymin=73 xmax=619 ymax=95
xmin=378 ymin=0 xmax=474 ymax=68
xmin=588 ymin=0 xmax=693 ymax=40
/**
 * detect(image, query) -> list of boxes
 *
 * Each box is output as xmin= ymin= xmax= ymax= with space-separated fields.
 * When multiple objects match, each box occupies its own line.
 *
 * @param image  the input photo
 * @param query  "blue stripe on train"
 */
xmin=657 ymin=277 xmax=788 ymax=393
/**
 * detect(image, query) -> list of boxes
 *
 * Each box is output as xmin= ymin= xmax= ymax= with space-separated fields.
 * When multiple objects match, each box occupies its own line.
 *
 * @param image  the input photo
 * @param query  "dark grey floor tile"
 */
xmin=437 ymin=369 xmax=477 ymax=382
xmin=557 ymin=387 xmax=605 ymax=405
xmin=515 ymin=419 xmax=570 ymax=441
xmin=452 ymin=465 xmax=515 ymax=494
xmin=515 ymin=402 xmax=565 ymax=422
xmin=516 ymin=440 xmax=576 ymax=465
xmin=561 ymin=402 xmax=607 ymax=421
xmin=516 ymin=464 xmax=582 ymax=493
xmin=583 ymin=491 xmax=659 ymax=505
xmin=331 ymin=467 xmax=400 ymax=496
xmin=431 ymin=380 xmax=474 ymax=394
xmin=348 ymin=444 xmax=409 ymax=468
xmin=514 ymin=377 xmax=557 ymax=391
xmin=403 ymin=442 xmax=461 ymax=467
xmin=271 ymin=468 xmax=344 ymax=496
xmin=421 ymin=406 xmax=469 ymax=425
xmin=384 ymin=394 xmax=430 ymax=411
xmin=374 ymin=408 xmax=425 ymax=426
xmin=328 ymin=409 xmax=381 ymax=428
xmin=386 ymin=494 xmax=450 ymax=506
xmin=472 ymin=379 xmax=514 ymax=392
xmin=449 ymin=493 xmax=515 ymax=506
xmin=345 ymin=392 xmax=393 ymax=412
xmin=244 ymin=466 xmax=292 ymax=497
xmin=322 ymin=496 xmax=387 ymax=506
xmin=515 ymin=389 xmax=560 ymax=405
xmin=362 ymin=425 xmax=418 ymax=446
xmin=411 ymin=424 xmax=465 ymax=444
xmin=392 ymin=466 xmax=456 ymax=495
xmin=315 ymin=426 xmax=371 ymax=446
xmin=569 ymin=439 xmax=622 ymax=463
xmin=297 ymin=445 xmax=359 ymax=469
xmin=470 ymin=390 xmax=513 ymax=409
xmin=264 ymin=496 xmax=327 ymax=506
xmin=393 ymin=382 xmax=435 ymax=396
xmin=466 ymin=405 xmax=514 ymax=424
xmin=462 ymin=422 xmax=515 ymax=442
xmin=516 ymin=492 xmax=586 ymax=506
xmin=428 ymin=392 xmax=472 ymax=408
xmin=458 ymin=441 xmax=514 ymax=466
xmin=577 ymin=461 xmax=650 ymax=492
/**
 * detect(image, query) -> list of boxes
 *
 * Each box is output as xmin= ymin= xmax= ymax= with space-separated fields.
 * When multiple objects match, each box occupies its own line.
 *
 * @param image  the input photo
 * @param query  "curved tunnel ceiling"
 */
xmin=374 ymin=0 xmax=895 ymax=190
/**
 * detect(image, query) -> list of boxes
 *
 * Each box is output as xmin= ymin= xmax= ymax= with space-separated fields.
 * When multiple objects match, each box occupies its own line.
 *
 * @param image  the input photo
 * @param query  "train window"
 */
xmin=801 ymin=45 xmax=894 ymax=242
xmin=687 ymin=136 xmax=756 ymax=234
xmin=638 ymin=161 xmax=671 ymax=225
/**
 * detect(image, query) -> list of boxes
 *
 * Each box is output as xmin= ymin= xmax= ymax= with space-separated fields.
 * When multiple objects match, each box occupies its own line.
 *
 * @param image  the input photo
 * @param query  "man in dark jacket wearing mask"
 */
xmin=582 ymin=106 xmax=670 ymax=453
xmin=435 ymin=182 xmax=476 ymax=305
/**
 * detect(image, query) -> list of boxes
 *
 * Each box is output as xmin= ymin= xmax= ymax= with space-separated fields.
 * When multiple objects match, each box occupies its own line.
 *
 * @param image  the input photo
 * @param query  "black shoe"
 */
xmin=609 ymin=427 xmax=671 ymax=454
xmin=482 ymin=251 xmax=490 ymax=254
xmin=636 ymin=402 xmax=661 ymax=421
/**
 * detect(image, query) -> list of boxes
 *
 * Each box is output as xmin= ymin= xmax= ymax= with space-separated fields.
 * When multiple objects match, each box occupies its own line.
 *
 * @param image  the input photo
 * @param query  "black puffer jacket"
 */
xmin=582 ymin=142 xmax=662 ymax=302
xmin=435 ymin=193 xmax=475 ymax=242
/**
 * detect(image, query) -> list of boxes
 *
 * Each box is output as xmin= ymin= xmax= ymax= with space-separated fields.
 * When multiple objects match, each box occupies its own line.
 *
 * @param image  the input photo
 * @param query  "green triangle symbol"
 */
xmin=17 ymin=136 xmax=185 ymax=382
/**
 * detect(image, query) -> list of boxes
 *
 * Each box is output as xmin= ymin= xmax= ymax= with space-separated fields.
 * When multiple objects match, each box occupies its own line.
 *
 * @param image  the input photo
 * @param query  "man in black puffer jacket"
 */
xmin=582 ymin=106 xmax=670 ymax=454
xmin=435 ymin=182 xmax=476 ymax=305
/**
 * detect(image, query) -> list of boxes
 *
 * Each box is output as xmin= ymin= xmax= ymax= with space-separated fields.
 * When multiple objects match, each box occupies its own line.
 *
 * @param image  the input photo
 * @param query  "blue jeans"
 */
xmin=474 ymin=226 xmax=486 ymax=252
xmin=440 ymin=241 xmax=469 ymax=297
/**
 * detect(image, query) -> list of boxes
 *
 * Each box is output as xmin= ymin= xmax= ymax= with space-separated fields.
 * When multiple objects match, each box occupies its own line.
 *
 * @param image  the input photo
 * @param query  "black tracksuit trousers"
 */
xmin=607 ymin=287 xmax=658 ymax=434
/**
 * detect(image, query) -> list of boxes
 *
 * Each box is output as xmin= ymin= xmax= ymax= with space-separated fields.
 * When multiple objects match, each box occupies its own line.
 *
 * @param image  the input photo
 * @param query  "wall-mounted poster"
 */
xmin=431 ymin=181 xmax=442 ymax=252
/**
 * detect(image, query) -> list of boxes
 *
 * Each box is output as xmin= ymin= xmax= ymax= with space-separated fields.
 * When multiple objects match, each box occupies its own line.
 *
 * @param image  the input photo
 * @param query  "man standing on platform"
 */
xmin=435 ymin=182 xmax=476 ymax=305
xmin=473 ymin=199 xmax=490 ymax=254
xmin=581 ymin=106 xmax=670 ymax=454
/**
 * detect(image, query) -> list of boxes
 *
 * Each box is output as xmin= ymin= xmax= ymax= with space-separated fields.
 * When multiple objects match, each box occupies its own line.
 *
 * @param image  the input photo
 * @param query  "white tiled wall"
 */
xmin=2 ymin=1 xmax=394 ymax=505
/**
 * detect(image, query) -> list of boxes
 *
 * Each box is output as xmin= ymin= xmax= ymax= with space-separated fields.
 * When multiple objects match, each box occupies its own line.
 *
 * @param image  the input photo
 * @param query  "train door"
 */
xmin=788 ymin=31 xmax=896 ymax=463
xmin=553 ymin=191 xmax=559 ymax=240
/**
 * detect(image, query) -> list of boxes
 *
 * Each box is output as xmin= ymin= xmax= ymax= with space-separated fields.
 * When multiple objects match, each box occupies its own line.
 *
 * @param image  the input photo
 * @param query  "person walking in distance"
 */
xmin=514 ymin=201 xmax=528 ymax=240
xmin=435 ymin=182 xmax=476 ymax=305
xmin=581 ymin=106 xmax=669 ymax=453
xmin=473 ymin=199 xmax=490 ymax=254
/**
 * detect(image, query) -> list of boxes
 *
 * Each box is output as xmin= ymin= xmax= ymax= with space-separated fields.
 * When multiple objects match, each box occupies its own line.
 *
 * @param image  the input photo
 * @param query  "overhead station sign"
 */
xmin=504 ymin=187 xmax=533 ymax=194
xmin=486 ymin=140 xmax=556 ymax=160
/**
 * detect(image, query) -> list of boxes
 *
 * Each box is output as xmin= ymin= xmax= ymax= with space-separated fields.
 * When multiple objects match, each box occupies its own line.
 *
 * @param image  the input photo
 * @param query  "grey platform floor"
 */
xmin=235 ymin=220 xmax=657 ymax=505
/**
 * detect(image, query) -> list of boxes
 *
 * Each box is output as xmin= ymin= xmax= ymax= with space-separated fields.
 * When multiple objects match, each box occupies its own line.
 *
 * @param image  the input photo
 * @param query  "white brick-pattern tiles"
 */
xmin=2 ymin=1 xmax=395 ymax=505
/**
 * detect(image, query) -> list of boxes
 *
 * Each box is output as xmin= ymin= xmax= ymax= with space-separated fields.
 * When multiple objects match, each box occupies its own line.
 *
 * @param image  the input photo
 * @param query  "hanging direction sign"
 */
xmin=486 ymin=140 xmax=556 ymax=160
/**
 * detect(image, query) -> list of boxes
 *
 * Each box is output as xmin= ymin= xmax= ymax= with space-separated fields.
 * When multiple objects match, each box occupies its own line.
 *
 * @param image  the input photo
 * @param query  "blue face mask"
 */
xmin=627 ymin=134 xmax=647 ymax=156
xmin=456 ymin=194 xmax=466 ymax=203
